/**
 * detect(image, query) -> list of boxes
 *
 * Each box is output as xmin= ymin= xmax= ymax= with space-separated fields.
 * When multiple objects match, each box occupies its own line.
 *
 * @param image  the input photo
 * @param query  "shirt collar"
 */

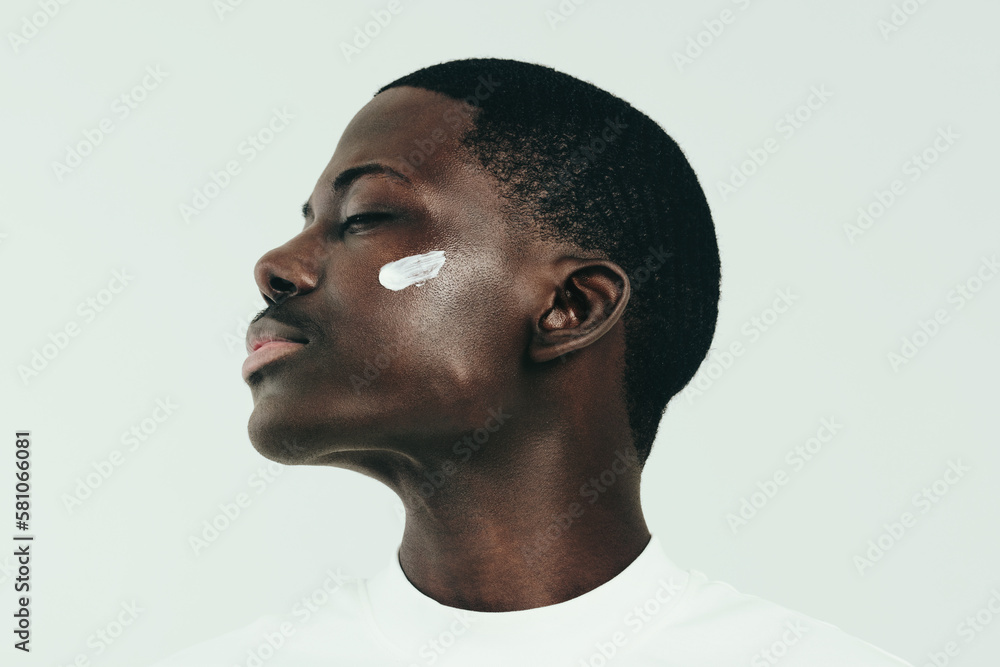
xmin=361 ymin=534 xmax=691 ymax=655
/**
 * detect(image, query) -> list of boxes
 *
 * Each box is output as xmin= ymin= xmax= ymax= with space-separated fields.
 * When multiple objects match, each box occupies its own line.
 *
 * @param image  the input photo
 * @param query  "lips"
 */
xmin=243 ymin=318 xmax=309 ymax=381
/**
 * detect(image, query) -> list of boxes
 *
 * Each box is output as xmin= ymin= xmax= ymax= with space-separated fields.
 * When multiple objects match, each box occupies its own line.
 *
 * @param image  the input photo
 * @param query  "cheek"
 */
xmin=378 ymin=250 xmax=447 ymax=291
xmin=398 ymin=265 xmax=525 ymax=409
xmin=332 ymin=249 xmax=524 ymax=415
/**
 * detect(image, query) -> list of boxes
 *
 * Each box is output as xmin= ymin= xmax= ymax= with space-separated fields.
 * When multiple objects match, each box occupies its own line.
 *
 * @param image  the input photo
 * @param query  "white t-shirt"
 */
xmin=153 ymin=535 xmax=913 ymax=666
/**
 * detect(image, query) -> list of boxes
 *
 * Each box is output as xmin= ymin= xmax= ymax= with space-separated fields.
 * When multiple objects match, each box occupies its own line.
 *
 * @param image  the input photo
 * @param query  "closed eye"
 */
xmin=340 ymin=212 xmax=392 ymax=235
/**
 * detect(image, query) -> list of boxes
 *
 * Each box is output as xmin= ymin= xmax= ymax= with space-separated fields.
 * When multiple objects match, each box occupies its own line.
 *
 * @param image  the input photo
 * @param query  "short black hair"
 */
xmin=376 ymin=58 xmax=720 ymax=467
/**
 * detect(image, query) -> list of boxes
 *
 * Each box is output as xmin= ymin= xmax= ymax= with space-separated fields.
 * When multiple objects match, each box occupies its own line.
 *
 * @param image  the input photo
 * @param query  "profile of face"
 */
xmin=244 ymin=86 xmax=630 ymax=482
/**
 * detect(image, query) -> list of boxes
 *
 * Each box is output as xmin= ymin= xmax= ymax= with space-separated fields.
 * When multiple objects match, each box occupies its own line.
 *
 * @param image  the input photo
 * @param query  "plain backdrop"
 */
xmin=2 ymin=0 xmax=998 ymax=665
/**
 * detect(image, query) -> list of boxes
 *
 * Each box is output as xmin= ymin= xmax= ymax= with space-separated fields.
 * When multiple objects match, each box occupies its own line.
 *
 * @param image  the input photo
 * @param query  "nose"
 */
xmin=253 ymin=234 xmax=323 ymax=306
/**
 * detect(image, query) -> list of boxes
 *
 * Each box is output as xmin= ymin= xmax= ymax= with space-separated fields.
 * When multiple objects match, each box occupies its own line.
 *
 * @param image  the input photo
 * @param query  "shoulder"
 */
xmin=633 ymin=569 xmax=913 ymax=666
xmin=150 ymin=574 xmax=382 ymax=666
xmin=150 ymin=615 xmax=285 ymax=667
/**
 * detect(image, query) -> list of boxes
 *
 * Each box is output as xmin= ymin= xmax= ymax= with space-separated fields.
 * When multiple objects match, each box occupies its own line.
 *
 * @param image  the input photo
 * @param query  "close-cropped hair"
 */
xmin=377 ymin=58 xmax=721 ymax=466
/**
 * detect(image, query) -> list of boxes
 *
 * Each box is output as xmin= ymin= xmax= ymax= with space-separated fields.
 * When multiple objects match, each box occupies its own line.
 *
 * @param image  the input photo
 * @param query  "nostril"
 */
xmin=254 ymin=243 xmax=320 ymax=304
xmin=269 ymin=275 xmax=297 ymax=299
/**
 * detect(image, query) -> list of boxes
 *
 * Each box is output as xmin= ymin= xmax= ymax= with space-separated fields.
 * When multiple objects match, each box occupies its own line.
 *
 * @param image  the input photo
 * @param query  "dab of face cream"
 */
xmin=378 ymin=250 xmax=446 ymax=291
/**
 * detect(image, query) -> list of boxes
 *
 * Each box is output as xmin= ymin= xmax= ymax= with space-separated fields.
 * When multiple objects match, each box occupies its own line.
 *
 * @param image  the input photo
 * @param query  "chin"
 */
xmin=247 ymin=407 xmax=324 ymax=464
xmin=246 ymin=398 xmax=380 ymax=466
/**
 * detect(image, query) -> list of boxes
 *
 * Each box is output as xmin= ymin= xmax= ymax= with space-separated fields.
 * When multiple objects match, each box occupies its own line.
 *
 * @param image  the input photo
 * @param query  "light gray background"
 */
xmin=2 ymin=0 xmax=998 ymax=665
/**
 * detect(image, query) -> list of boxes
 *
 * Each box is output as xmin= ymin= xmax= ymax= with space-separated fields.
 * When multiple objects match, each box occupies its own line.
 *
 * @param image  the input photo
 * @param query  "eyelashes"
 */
xmin=339 ymin=212 xmax=392 ymax=235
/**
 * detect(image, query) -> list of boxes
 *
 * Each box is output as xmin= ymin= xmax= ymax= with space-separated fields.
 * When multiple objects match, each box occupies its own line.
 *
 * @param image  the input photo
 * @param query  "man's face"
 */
xmin=245 ymin=86 xmax=533 ymax=466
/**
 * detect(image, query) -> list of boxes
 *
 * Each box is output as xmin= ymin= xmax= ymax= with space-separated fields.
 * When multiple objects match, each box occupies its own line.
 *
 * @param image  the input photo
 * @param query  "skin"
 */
xmin=247 ymin=85 xmax=650 ymax=612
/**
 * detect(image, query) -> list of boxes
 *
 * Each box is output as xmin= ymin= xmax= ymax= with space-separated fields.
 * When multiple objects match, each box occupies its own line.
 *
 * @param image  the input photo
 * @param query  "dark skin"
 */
xmin=247 ymin=85 xmax=650 ymax=612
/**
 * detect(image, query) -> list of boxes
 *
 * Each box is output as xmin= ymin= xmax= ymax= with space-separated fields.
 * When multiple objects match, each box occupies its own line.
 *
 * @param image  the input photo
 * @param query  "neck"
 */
xmin=392 ymin=419 xmax=651 ymax=612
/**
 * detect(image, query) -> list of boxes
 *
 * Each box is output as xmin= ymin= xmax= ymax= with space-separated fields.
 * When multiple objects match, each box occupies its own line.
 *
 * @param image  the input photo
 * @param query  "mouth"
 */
xmin=242 ymin=338 xmax=307 ymax=381
xmin=243 ymin=317 xmax=310 ymax=382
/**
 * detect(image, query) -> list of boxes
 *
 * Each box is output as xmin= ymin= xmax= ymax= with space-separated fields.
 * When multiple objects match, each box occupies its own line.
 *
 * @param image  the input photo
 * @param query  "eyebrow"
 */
xmin=301 ymin=162 xmax=412 ymax=222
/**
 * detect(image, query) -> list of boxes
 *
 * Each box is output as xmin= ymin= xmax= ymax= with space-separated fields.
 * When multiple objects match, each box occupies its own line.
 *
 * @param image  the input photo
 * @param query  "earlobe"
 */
xmin=529 ymin=260 xmax=631 ymax=363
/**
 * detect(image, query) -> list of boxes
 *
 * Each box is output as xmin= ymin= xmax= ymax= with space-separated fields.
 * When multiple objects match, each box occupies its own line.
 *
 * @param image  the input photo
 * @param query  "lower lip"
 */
xmin=242 ymin=340 xmax=306 ymax=380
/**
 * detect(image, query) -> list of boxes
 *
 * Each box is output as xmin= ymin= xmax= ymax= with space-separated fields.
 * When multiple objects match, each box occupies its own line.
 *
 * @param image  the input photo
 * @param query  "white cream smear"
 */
xmin=378 ymin=250 xmax=447 ymax=291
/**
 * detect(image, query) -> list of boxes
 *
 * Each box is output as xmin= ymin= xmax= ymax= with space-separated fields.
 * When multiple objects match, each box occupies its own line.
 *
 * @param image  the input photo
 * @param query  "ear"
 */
xmin=529 ymin=259 xmax=631 ymax=363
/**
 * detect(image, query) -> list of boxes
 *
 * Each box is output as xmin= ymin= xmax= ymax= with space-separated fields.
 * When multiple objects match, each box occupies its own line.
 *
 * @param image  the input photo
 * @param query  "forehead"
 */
xmin=313 ymin=86 xmax=481 ymax=200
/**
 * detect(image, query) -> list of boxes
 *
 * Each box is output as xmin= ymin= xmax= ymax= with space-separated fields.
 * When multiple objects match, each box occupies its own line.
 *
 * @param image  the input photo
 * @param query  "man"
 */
xmin=156 ymin=58 xmax=912 ymax=666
